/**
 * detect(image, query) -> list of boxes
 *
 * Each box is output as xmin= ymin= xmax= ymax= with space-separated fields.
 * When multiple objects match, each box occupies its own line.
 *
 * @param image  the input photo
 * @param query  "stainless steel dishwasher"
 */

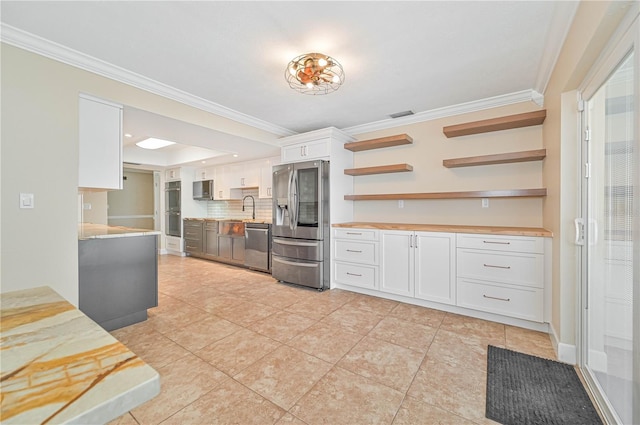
xmin=244 ymin=223 xmax=271 ymax=272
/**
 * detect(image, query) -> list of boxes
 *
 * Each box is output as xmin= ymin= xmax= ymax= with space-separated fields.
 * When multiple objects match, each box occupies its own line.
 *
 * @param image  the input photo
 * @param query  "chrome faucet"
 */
xmin=242 ymin=195 xmax=256 ymax=220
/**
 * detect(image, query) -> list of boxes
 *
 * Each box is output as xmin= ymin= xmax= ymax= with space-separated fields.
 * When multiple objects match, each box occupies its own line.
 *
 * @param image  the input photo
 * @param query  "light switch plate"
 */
xmin=20 ymin=193 xmax=34 ymax=209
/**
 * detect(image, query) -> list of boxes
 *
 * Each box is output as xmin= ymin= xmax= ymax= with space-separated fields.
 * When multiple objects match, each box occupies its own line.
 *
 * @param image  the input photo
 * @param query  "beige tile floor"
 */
xmin=110 ymin=255 xmax=557 ymax=425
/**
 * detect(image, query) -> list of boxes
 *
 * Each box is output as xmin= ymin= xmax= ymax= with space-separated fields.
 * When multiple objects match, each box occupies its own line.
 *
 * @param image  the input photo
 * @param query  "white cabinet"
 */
xmin=214 ymin=165 xmax=232 ymax=200
xmin=165 ymin=168 xmax=181 ymax=181
xmin=415 ymin=232 xmax=456 ymax=304
xmin=282 ymin=138 xmax=330 ymax=163
xmin=456 ymin=233 xmax=545 ymax=322
xmin=228 ymin=162 xmax=259 ymax=188
xmin=194 ymin=167 xmax=214 ymax=181
xmin=332 ymin=228 xmax=379 ymax=290
xmin=259 ymin=156 xmax=280 ymax=199
xmin=379 ymin=230 xmax=456 ymax=303
xmin=380 ymin=231 xmax=414 ymax=297
xmin=333 ymin=226 xmax=548 ymax=328
xmin=78 ymin=94 xmax=123 ymax=190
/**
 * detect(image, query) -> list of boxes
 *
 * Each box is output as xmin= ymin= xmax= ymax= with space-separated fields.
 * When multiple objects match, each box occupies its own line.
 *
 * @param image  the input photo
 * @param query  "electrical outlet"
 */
xmin=482 ymin=198 xmax=489 ymax=208
xmin=398 ymin=200 xmax=404 ymax=208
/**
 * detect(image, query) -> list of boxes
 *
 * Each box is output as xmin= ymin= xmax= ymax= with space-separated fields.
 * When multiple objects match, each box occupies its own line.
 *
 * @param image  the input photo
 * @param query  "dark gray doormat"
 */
xmin=486 ymin=345 xmax=602 ymax=425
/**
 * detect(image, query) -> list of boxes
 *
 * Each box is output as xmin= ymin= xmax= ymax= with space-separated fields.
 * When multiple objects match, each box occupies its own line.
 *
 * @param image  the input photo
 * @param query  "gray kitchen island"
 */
xmin=78 ymin=223 xmax=160 ymax=331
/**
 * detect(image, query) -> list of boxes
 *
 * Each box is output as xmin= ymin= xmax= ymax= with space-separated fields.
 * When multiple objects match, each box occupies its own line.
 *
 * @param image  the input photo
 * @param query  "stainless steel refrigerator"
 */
xmin=272 ymin=160 xmax=329 ymax=290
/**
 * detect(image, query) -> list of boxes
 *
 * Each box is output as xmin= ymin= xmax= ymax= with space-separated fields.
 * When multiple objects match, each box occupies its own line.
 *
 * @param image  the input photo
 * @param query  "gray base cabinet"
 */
xmin=79 ymin=235 xmax=158 ymax=331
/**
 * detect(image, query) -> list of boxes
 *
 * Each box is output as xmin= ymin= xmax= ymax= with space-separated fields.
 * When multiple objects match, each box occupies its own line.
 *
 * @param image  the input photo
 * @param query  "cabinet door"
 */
xmin=415 ymin=232 xmax=456 ymax=305
xmin=214 ymin=165 xmax=231 ymax=199
xmin=259 ymin=159 xmax=273 ymax=198
xmin=195 ymin=167 xmax=214 ymax=181
xmin=165 ymin=168 xmax=181 ymax=181
xmin=78 ymin=95 xmax=123 ymax=190
xmin=380 ymin=230 xmax=413 ymax=296
xmin=281 ymin=139 xmax=330 ymax=163
xmin=240 ymin=161 xmax=260 ymax=187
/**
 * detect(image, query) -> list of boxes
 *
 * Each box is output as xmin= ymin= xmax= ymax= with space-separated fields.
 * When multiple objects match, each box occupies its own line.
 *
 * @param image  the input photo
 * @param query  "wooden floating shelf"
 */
xmin=344 ymin=163 xmax=413 ymax=176
xmin=344 ymin=134 xmax=413 ymax=152
xmin=443 ymin=110 xmax=546 ymax=138
xmin=443 ymin=149 xmax=547 ymax=168
xmin=344 ymin=188 xmax=547 ymax=201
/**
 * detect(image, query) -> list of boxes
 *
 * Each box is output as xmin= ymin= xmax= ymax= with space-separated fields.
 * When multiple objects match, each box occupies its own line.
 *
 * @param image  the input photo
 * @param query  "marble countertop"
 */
xmin=333 ymin=222 xmax=553 ymax=237
xmin=79 ymin=223 xmax=162 ymax=240
xmin=0 ymin=286 xmax=160 ymax=424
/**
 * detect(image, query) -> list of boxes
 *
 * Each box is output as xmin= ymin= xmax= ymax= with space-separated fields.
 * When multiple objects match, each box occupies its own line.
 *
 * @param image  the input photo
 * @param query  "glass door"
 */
xmin=582 ymin=49 xmax=637 ymax=424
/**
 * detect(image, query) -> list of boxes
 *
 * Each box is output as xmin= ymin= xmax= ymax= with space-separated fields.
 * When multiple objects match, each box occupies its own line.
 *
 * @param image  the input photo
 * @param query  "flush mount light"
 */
xmin=285 ymin=53 xmax=344 ymax=95
xmin=136 ymin=137 xmax=176 ymax=150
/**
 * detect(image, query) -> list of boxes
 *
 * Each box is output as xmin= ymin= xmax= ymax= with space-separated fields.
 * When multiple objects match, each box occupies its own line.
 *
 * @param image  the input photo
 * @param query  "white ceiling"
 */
xmin=1 ymin=1 xmax=578 ymax=168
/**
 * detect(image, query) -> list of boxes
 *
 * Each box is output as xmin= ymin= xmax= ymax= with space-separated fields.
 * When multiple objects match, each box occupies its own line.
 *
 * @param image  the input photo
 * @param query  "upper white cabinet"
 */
xmin=194 ymin=167 xmax=214 ymax=181
xmin=282 ymin=138 xmax=331 ymax=163
xmin=78 ymin=94 xmax=123 ymax=190
xmin=228 ymin=162 xmax=260 ymax=188
xmin=259 ymin=156 xmax=280 ymax=199
xmin=165 ymin=167 xmax=181 ymax=181
xmin=214 ymin=164 xmax=233 ymax=200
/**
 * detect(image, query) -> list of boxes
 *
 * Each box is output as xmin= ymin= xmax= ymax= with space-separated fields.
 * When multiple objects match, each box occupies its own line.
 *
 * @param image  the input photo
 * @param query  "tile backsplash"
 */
xmin=206 ymin=188 xmax=272 ymax=221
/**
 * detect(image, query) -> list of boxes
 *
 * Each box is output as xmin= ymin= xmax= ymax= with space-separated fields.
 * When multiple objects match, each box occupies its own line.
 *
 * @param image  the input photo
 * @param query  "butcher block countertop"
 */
xmin=333 ymin=222 xmax=553 ymax=237
xmin=0 ymin=286 xmax=160 ymax=424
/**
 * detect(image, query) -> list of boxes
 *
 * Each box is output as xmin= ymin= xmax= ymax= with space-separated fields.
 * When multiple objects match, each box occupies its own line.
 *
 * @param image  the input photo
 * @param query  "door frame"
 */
xmin=576 ymin=7 xmax=639 ymax=424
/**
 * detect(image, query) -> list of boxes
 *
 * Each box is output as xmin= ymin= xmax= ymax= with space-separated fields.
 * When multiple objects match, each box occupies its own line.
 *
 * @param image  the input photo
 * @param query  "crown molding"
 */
xmin=343 ymin=89 xmax=545 ymax=136
xmin=0 ymin=24 xmax=296 ymax=138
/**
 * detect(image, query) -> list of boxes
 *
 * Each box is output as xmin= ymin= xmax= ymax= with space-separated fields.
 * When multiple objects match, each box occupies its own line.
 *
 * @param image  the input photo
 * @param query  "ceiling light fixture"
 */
xmin=285 ymin=53 xmax=344 ymax=95
xmin=136 ymin=137 xmax=176 ymax=150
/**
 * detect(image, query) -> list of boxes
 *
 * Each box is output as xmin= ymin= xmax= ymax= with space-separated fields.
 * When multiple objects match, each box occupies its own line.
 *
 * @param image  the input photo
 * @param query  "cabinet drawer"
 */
xmin=334 ymin=240 xmax=378 ymax=265
xmin=333 ymin=228 xmax=379 ymax=241
xmin=334 ymin=262 xmax=378 ymax=290
xmin=183 ymin=230 xmax=202 ymax=240
xmin=457 ymin=249 xmax=543 ymax=288
xmin=165 ymin=236 xmax=182 ymax=252
xmin=456 ymin=234 xmax=544 ymax=254
xmin=185 ymin=240 xmax=202 ymax=254
xmin=457 ymin=278 xmax=543 ymax=322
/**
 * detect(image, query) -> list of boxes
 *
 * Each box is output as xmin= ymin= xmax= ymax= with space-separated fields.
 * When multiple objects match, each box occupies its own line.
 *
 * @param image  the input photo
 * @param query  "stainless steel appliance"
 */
xmin=165 ymin=181 xmax=181 ymax=237
xmin=193 ymin=180 xmax=214 ymax=201
xmin=244 ymin=223 xmax=271 ymax=272
xmin=272 ymin=160 xmax=329 ymax=290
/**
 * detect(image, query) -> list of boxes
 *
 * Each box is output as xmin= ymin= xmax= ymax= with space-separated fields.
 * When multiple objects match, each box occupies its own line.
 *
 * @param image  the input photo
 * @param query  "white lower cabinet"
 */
xmin=333 ymin=228 xmax=379 ymax=290
xmin=332 ymin=227 xmax=549 ymax=327
xmin=414 ymin=232 xmax=456 ymax=304
xmin=456 ymin=233 xmax=545 ymax=322
xmin=380 ymin=231 xmax=455 ymax=303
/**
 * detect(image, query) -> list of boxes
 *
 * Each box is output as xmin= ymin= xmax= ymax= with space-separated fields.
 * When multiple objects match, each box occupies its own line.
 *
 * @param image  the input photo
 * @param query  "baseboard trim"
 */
xmin=549 ymin=324 xmax=577 ymax=364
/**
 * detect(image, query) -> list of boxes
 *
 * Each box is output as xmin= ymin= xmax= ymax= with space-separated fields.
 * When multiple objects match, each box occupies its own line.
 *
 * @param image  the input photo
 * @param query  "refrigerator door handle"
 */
xmin=273 ymin=257 xmax=318 ymax=268
xmin=291 ymin=169 xmax=299 ymax=230
xmin=287 ymin=169 xmax=295 ymax=230
xmin=273 ymin=238 xmax=319 ymax=247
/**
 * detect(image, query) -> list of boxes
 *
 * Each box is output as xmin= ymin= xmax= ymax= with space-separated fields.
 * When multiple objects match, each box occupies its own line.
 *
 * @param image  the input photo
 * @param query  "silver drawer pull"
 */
xmin=483 ymin=263 xmax=511 ymax=269
xmin=346 ymin=272 xmax=362 ymax=277
xmin=483 ymin=240 xmax=510 ymax=245
xmin=483 ymin=294 xmax=510 ymax=302
xmin=346 ymin=249 xmax=363 ymax=253
xmin=346 ymin=232 xmax=362 ymax=235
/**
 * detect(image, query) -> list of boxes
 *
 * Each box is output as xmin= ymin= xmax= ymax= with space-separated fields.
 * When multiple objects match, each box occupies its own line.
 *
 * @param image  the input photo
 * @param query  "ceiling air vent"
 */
xmin=389 ymin=110 xmax=414 ymax=119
